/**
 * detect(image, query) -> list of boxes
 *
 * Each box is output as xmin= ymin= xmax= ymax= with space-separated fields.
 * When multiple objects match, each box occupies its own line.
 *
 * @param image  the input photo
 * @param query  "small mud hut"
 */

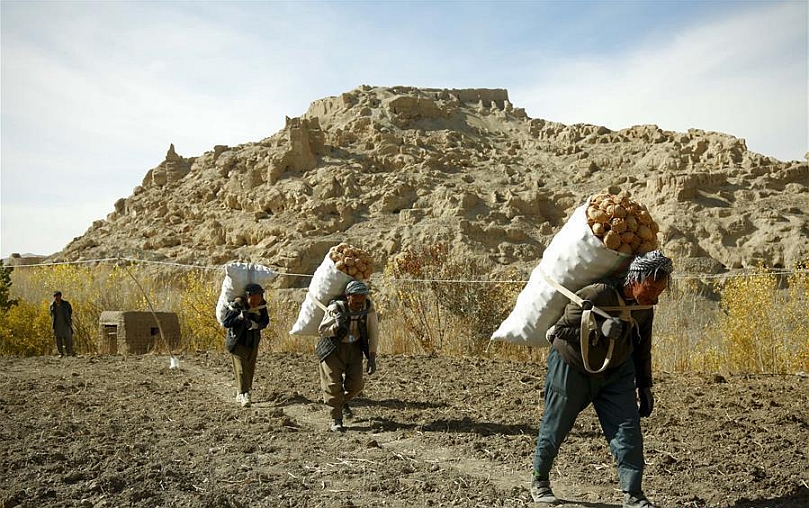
xmin=99 ymin=311 xmax=180 ymax=354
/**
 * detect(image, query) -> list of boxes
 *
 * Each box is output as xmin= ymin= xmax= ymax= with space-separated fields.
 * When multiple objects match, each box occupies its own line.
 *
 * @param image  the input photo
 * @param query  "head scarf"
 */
xmin=625 ymin=250 xmax=674 ymax=286
xmin=345 ymin=280 xmax=370 ymax=295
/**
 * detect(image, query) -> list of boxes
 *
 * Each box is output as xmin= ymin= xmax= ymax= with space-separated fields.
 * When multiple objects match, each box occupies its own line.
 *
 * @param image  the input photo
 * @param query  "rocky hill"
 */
xmin=54 ymin=86 xmax=808 ymax=285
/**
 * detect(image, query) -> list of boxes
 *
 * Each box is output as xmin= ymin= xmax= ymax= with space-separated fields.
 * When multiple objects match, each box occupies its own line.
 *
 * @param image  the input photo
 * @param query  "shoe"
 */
xmin=623 ymin=492 xmax=657 ymax=508
xmin=342 ymin=404 xmax=353 ymax=419
xmin=530 ymin=478 xmax=558 ymax=504
xmin=330 ymin=419 xmax=345 ymax=432
xmin=235 ymin=393 xmax=243 ymax=404
xmin=241 ymin=392 xmax=251 ymax=408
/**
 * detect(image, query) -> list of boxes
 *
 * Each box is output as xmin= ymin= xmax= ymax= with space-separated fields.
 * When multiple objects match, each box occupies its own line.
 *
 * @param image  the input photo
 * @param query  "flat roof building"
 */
xmin=99 ymin=311 xmax=180 ymax=354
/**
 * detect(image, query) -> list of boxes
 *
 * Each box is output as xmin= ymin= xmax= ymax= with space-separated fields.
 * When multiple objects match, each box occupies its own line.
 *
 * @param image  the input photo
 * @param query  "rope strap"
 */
xmin=539 ymin=269 xmax=654 ymax=374
xmin=307 ymin=292 xmax=329 ymax=312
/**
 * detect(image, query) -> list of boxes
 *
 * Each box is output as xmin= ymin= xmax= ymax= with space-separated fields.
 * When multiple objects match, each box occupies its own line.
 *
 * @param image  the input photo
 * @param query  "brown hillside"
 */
xmin=54 ymin=86 xmax=808 ymax=284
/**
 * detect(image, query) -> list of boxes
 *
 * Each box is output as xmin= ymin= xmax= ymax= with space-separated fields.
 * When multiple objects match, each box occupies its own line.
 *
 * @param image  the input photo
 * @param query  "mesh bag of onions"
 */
xmin=491 ymin=192 xmax=658 ymax=346
xmin=586 ymin=192 xmax=659 ymax=255
xmin=289 ymin=243 xmax=375 ymax=336
xmin=329 ymin=243 xmax=375 ymax=280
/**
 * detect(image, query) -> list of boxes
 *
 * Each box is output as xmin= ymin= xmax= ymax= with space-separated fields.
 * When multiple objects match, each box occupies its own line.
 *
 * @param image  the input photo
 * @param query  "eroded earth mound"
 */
xmin=52 ymin=86 xmax=808 ymax=281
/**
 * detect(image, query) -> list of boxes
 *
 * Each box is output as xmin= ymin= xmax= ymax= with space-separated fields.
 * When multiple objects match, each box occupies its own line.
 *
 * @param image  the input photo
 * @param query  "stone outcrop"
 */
xmin=52 ymin=86 xmax=809 ymax=285
xmin=142 ymin=144 xmax=193 ymax=187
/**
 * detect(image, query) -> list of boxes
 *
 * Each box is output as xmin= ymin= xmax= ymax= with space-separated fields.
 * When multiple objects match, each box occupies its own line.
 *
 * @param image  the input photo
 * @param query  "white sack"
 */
xmin=289 ymin=252 xmax=354 ymax=336
xmin=491 ymin=197 xmax=631 ymax=346
xmin=215 ymin=262 xmax=277 ymax=325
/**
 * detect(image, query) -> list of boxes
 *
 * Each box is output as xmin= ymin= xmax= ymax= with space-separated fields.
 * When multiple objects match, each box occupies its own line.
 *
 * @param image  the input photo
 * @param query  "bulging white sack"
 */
xmin=491 ymin=197 xmax=631 ymax=346
xmin=289 ymin=252 xmax=354 ymax=336
xmin=215 ymin=262 xmax=277 ymax=325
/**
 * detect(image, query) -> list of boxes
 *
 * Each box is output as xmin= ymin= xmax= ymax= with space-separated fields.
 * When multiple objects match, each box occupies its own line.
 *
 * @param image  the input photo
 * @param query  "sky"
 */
xmin=1 ymin=0 xmax=807 ymax=258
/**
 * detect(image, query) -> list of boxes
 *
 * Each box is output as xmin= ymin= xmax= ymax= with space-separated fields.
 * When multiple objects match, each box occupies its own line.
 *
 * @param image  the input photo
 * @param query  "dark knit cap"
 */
xmin=244 ymin=283 xmax=264 ymax=295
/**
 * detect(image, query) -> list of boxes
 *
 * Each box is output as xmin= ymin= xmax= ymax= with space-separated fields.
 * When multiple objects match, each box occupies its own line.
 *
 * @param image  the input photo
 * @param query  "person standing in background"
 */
xmin=49 ymin=291 xmax=74 ymax=357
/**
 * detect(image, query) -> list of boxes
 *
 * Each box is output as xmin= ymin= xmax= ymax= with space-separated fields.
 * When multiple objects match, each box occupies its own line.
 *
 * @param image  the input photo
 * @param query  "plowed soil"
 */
xmin=1 ymin=352 xmax=807 ymax=508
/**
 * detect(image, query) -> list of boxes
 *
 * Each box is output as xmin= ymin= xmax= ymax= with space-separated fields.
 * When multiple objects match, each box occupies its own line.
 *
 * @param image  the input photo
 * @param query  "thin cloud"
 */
xmin=513 ymin=1 xmax=807 ymax=162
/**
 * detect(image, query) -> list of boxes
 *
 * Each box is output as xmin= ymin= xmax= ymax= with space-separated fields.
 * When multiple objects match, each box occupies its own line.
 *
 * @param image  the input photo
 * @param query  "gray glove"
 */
xmin=247 ymin=319 xmax=260 ymax=330
xmin=638 ymin=387 xmax=654 ymax=417
xmin=600 ymin=317 xmax=623 ymax=340
xmin=366 ymin=356 xmax=377 ymax=375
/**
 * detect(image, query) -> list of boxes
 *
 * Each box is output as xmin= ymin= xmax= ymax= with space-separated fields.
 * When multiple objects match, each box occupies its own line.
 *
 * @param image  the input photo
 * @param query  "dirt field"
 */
xmin=1 ymin=352 xmax=807 ymax=508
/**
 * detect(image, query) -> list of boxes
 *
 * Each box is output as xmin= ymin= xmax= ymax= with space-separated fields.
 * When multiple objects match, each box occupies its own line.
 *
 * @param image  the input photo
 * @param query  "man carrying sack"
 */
xmin=531 ymin=251 xmax=674 ymax=508
xmin=222 ymin=283 xmax=270 ymax=408
xmin=316 ymin=280 xmax=379 ymax=432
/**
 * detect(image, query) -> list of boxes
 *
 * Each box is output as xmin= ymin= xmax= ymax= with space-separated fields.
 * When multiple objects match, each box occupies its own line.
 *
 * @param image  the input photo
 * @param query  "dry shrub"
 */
xmin=383 ymin=243 xmax=526 ymax=357
xmin=0 ymin=261 xmax=15 ymax=311
xmin=5 ymin=263 xmax=218 ymax=355
xmin=262 ymin=289 xmax=313 ymax=354
xmin=652 ymin=276 xmax=723 ymax=372
xmin=650 ymin=265 xmax=808 ymax=375
xmin=707 ymin=265 xmax=809 ymax=374
xmin=178 ymin=269 xmax=222 ymax=351
xmin=784 ymin=267 xmax=809 ymax=370
xmin=384 ymin=244 xmax=450 ymax=354
xmin=4 ymin=258 xmax=807 ymax=375
xmin=0 ymin=299 xmax=52 ymax=355
xmin=3 ymin=262 xmax=313 ymax=357
xmin=5 ymin=263 xmax=143 ymax=355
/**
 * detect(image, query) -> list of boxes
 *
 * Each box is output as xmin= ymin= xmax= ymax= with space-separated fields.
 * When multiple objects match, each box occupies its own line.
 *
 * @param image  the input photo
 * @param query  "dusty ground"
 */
xmin=1 ymin=352 xmax=807 ymax=508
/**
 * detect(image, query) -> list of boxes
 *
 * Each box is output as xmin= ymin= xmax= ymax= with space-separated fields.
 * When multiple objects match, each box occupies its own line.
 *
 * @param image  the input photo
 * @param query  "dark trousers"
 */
xmin=231 ymin=343 xmax=259 ymax=394
xmin=55 ymin=335 xmax=74 ymax=356
xmin=533 ymin=348 xmax=645 ymax=494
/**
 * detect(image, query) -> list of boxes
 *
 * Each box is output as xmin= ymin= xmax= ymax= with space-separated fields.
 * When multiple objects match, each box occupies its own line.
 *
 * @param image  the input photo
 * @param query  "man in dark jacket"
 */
xmin=531 ymin=251 xmax=673 ymax=508
xmin=223 ymin=283 xmax=270 ymax=408
xmin=49 ymin=291 xmax=74 ymax=356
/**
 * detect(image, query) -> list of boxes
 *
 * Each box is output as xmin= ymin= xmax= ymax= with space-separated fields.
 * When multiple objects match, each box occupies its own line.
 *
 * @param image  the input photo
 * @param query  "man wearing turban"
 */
xmin=531 ymin=251 xmax=674 ymax=508
xmin=317 ymin=280 xmax=379 ymax=432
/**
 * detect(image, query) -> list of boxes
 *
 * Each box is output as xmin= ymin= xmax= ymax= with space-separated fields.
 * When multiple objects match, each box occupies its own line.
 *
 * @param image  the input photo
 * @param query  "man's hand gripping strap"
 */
xmin=539 ymin=270 xmax=652 ymax=374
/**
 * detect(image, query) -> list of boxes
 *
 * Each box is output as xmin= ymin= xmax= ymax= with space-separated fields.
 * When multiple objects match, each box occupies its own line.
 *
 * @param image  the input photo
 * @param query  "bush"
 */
xmin=384 ymin=244 xmax=451 ymax=354
xmin=704 ymin=264 xmax=809 ymax=373
xmin=3 ymin=257 xmax=807 ymax=375
xmin=0 ymin=299 xmax=52 ymax=355
xmin=3 ymin=262 xmax=310 ymax=357
xmin=0 ymin=261 xmax=16 ymax=311
xmin=383 ymin=243 xmax=526 ymax=356
xmin=6 ymin=263 xmax=192 ymax=355
xmin=652 ymin=276 xmax=723 ymax=373
xmin=178 ymin=269 xmax=222 ymax=351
